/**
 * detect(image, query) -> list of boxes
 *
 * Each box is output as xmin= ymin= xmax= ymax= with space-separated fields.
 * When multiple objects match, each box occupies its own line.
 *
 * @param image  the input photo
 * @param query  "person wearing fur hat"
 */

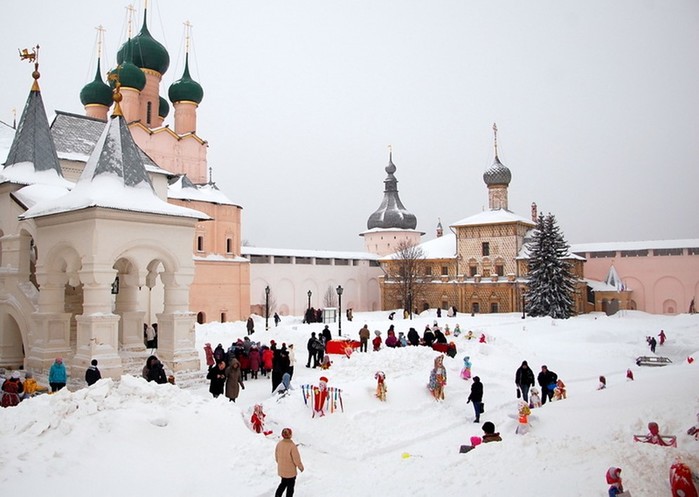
xmin=49 ymin=357 xmax=67 ymax=392
xmin=207 ymin=360 xmax=227 ymax=398
xmin=1 ymin=371 xmax=24 ymax=407
xmin=85 ymin=359 xmax=101 ymax=386
xmin=275 ymin=427 xmax=304 ymax=497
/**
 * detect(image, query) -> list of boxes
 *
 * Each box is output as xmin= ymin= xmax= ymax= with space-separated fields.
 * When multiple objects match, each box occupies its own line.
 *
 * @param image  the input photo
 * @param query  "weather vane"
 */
xmin=19 ymin=45 xmax=41 ymax=90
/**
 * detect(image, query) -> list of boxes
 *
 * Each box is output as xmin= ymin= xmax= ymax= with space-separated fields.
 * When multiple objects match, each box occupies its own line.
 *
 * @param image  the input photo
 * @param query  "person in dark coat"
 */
xmin=207 ymin=360 xmax=227 ymax=398
xmin=423 ymin=326 xmax=435 ymax=346
xmin=306 ymin=332 xmax=319 ymax=368
xmin=213 ymin=343 xmax=225 ymax=364
xmin=467 ymin=376 xmax=484 ymax=423
xmin=225 ymin=358 xmax=245 ymax=402
xmin=321 ymin=325 xmax=332 ymax=344
xmin=407 ymin=327 xmax=420 ymax=346
xmin=537 ymin=365 xmax=558 ymax=405
xmin=272 ymin=345 xmax=289 ymax=392
xmin=434 ymin=329 xmax=447 ymax=344
xmin=85 ymin=359 xmax=101 ymax=386
xmin=515 ymin=360 xmax=535 ymax=402
xmin=145 ymin=356 xmax=168 ymax=384
xmin=247 ymin=316 xmax=255 ymax=335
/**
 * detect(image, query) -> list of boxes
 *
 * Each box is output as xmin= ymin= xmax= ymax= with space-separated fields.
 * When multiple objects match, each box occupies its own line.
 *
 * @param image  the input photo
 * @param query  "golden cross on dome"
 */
xmin=126 ymin=4 xmax=136 ymax=38
xmin=184 ymin=20 xmax=193 ymax=53
xmin=95 ymin=25 xmax=106 ymax=58
xmin=493 ymin=122 xmax=498 ymax=157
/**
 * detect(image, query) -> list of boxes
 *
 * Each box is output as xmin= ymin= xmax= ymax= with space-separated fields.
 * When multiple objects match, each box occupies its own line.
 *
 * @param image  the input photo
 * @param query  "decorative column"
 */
xmin=73 ymin=265 xmax=123 ymax=380
xmin=114 ymin=272 xmax=146 ymax=351
xmin=26 ymin=271 xmax=72 ymax=372
xmin=156 ymin=270 xmax=199 ymax=371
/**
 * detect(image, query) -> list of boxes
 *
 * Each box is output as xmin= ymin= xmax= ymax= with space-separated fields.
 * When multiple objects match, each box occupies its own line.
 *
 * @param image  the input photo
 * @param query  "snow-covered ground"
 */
xmin=1 ymin=310 xmax=698 ymax=496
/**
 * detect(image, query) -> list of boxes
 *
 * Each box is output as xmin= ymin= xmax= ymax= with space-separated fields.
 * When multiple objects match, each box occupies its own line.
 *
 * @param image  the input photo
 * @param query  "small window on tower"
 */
xmin=197 ymin=236 xmax=204 ymax=252
xmin=226 ymin=238 xmax=232 ymax=254
xmin=441 ymin=266 xmax=448 ymax=276
xmin=495 ymin=265 xmax=504 ymax=276
xmin=482 ymin=242 xmax=490 ymax=256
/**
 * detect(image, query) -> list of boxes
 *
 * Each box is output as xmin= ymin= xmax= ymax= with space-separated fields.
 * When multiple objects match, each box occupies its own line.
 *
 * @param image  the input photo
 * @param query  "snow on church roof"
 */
xmin=451 ymin=209 xmax=535 ymax=228
xmin=168 ymin=175 xmax=240 ymax=206
xmin=51 ymin=111 xmax=171 ymax=176
xmin=22 ymin=115 xmax=208 ymax=221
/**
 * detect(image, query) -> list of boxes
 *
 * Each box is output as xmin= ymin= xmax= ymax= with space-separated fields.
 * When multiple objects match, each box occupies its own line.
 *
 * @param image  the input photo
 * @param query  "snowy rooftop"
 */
xmin=22 ymin=115 xmax=208 ymax=221
xmin=0 ymin=161 xmax=74 ymax=189
xmin=571 ymin=239 xmax=699 ymax=253
xmin=168 ymin=175 xmax=239 ymax=206
xmin=451 ymin=208 xmax=536 ymax=228
xmin=242 ymin=245 xmax=379 ymax=261
xmin=51 ymin=111 xmax=171 ymax=176
xmin=382 ymin=233 xmax=457 ymax=260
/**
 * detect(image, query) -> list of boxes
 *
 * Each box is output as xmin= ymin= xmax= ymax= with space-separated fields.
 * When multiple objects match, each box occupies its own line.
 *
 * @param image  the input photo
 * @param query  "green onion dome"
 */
xmin=110 ymin=39 xmax=146 ymax=91
xmin=117 ymin=10 xmax=170 ymax=75
xmin=168 ymin=54 xmax=203 ymax=104
xmin=80 ymin=59 xmax=112 ymax=107
xmin=159 ymin=96 xmax=170 ymax=118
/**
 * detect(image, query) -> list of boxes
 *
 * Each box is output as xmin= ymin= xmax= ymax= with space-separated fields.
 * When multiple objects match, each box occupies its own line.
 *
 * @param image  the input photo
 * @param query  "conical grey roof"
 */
xmin=4 ymin=87 xmax=62 ymax=177
xmin=366 ymin=153 xmax=417 ymax=230
xmin=82 ymin=113 xmax=153 ymax=188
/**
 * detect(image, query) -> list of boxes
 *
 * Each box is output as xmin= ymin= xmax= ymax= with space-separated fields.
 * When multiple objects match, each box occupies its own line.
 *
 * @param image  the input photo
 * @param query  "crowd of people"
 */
xmin=204 ymin=337 xmax=297 ymax=401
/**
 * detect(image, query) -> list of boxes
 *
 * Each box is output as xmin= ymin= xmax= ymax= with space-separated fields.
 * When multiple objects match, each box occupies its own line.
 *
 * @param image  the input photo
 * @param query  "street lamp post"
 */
xmin=336 ymin=285 xmax=343 ymax=337
xmin=265 ymin=285 xmax=270 ymax=330
xmin=307 ymin=290 xmax=312 ymax=312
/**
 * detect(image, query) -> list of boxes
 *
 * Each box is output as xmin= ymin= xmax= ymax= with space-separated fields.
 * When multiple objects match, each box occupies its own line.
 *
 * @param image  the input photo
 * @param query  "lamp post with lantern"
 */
xmin=265 ymin=285 xmax=270 ymax=330
xmin=336 ymin=285 xmax=344 ymax=336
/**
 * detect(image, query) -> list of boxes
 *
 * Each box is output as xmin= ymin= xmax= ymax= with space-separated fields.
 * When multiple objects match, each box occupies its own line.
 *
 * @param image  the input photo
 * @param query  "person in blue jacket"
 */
xmin=49 ymin=357 xmax=67 ymax=392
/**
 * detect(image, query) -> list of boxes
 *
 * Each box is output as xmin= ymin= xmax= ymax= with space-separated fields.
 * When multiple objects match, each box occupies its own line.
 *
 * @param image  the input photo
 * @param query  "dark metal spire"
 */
xmin=366 ymin=147 xmax=418 ymax=230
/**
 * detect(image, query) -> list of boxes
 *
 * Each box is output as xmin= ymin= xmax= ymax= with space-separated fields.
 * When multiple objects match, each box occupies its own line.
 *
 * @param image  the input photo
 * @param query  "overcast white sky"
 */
xmin=2 ymin=0 xmax=698 ymax=251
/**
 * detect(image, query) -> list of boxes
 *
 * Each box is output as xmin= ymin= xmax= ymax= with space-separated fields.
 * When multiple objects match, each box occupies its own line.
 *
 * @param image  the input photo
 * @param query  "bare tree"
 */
xmin=383 ymin=240 xmax=428 ymax=312
xmin=323 ymin=286 xmax=338 ymax=308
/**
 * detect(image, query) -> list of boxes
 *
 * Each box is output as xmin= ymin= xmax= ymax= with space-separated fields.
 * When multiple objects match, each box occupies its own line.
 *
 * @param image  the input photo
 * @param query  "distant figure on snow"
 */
xmin=658 ymin=329 xmax=666 ymax=345
xmin=597 ymin=375 xmax=607 ymax=390
xmin=49 ymin=357 xmax=67 ymax=392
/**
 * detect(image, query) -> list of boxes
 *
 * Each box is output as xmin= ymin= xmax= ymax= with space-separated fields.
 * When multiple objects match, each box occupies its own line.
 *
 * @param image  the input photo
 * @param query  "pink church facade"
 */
xmin=571 ymin=240 xmax=699 ymax=314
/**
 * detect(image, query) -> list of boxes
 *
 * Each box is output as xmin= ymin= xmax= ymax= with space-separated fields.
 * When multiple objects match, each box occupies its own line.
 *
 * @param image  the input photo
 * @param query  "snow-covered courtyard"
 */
xmin=1 ymin=310 xmax=698 ymax=496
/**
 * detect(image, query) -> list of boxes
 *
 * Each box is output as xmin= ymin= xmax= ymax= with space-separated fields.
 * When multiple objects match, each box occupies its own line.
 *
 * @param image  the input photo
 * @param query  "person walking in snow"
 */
xmin=649 ymin=336 xmax=657 ymax=353
xmin=85 ymin=359 xmax=101 ymax=386
xmin=275 ymin=427 xmax=305 ymax=497
xmin=467 ymin=376 xmax=484 ymax=423
xmin=658 ymin=329 xmax=666 ymax=345
xmin=207 ymin=360 xmax=227 ymax=398
xmin=515 ymin=360 xmax=535 ymax=402
xmin=246 ymin=316 xmax=255 ymax=335
xmin=225 ymin=357 xmax=245 ymax=402
xmin=305 ymin=332 xmax=319 ymax=368
xmin=537 ymin=365 xmax=558 ymax=405
xmin=48 ymin=357 xmax=67 ymax=392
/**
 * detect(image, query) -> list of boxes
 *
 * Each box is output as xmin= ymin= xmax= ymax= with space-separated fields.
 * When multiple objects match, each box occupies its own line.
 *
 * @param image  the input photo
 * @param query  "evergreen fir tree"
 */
xmin=525 ymin=212 xmax=577 ymax=319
